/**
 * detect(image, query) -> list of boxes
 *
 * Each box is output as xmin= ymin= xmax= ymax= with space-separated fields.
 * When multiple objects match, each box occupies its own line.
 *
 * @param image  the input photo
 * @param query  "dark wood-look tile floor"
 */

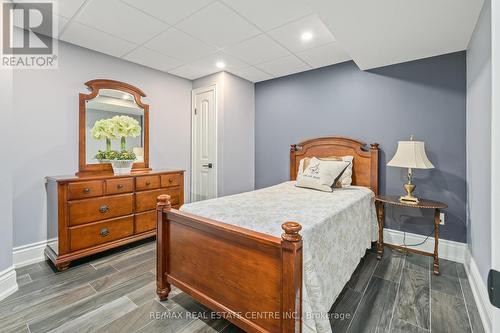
xmin=0 ymin=241 xmax=484 ymax=333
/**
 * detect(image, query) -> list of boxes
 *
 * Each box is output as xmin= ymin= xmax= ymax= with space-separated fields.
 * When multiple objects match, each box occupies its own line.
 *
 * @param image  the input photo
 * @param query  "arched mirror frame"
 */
xmin=78 ymin=79 xmax=150 ymax=175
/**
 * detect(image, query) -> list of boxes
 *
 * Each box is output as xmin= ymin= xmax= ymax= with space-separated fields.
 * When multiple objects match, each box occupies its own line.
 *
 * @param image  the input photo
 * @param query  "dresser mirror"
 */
xmin=78 ymin=79 xmax=150 ymax=175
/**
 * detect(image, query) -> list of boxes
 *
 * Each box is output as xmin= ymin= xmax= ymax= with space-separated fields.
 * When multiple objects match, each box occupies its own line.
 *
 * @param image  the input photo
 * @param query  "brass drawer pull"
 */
xmin=100 ymin=228 xmax=109 ymax=237
xmin=117 ymin=184 xmax=124 ymax=189
xmin=83 ymin=188 xmax=91 ymax=194
xmin=99 ymin=205 xmax=109 ymax=213
xmin=145 ymin=181 xmax=151 ymax=186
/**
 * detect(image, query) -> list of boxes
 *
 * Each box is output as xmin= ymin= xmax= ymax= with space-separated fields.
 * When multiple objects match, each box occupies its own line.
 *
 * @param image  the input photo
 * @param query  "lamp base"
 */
xmin=400 ymin=182 xmax=419 ymax=204
xmin=399 ymin=195 xmax=419 ymax=204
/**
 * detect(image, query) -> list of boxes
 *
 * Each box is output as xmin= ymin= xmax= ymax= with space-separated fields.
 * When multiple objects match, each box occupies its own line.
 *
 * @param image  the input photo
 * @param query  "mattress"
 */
xmin=181 ymin=181 xmax=378 ymax=333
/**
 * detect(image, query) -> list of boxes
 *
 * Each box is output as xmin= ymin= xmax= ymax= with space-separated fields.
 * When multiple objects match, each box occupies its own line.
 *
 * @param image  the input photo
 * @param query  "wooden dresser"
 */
xmin=46 ymin=169 xmax=184 ymax=270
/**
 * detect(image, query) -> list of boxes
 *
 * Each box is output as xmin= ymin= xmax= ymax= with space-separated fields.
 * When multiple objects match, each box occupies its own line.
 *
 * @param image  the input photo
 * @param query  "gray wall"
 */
xmin=12 ymin=41 xmax=192 ymax=248
xmin=255 ymin=52 xmax=466 ymax=242
xmin=0 ymin=67 xmax=14 ymax=272
xmin=467 ymin=0 xmax=491 ymax=283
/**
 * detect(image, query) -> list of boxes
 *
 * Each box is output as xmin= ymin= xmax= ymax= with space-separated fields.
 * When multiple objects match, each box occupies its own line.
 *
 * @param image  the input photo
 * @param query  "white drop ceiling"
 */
xmin=13 ymin=0 xmax=484 ymax=82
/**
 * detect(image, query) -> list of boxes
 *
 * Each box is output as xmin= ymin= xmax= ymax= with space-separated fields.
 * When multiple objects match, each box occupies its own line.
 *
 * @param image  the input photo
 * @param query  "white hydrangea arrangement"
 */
xmin=90 ymin=118 xmax=118 ymax=151
xmin=91 ymin=115 xmax=141 ymax=162
xmin=112 ymin=115 xmax=141 ymax=150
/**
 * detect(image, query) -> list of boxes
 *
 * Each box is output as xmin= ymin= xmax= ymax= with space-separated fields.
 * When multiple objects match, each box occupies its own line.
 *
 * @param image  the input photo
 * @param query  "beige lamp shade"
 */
xmin=387 ymin=140 xmax=434 ymax=169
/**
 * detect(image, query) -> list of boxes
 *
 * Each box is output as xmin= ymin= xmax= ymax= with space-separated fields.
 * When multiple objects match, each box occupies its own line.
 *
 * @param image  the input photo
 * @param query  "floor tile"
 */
xmin=430 ymin=290 xmax=472 ymax=333
xmin=404 ymin=253 xmax=430 ymax=273
xmin=437 ymin=258 xmax=459 ymax=278
xmin=431 ymin=274 xmax=462 ymax=298
xmin=100 ymin=300 xmax=166 ymax=333
xmin=348 ymin=276 xmax=398 ymax=332
xmin=394 ymin=268 xmax=429 ymax=329
xmin=329 ymin=287 xmax=362 ymax=333
xmin=373 ymin=248 xmax=405 ymax=283
xmin=391 ymin=319 xmax=429 ymax=333
xmin=347 ymin=252 xmax=378 ymax=292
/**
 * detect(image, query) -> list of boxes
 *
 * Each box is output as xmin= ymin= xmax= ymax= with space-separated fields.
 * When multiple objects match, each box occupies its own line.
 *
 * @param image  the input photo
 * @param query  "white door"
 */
xmin=191 ymin=86 xmax=217 ymax=202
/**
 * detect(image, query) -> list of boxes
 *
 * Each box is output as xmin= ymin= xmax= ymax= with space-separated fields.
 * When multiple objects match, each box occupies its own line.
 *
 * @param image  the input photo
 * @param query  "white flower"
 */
xmin=111 ymin=115 xmax=141 ymax=138
xmin=90 ymin=118 xmax=118 ymax=140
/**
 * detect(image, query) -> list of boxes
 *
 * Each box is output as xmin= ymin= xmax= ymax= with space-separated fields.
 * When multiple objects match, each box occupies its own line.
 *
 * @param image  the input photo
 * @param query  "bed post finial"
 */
xmin=290 ymin=144 xmax=296 ymax=153
xmin=157 ymin=194 xmax=171 ymax=211
xmin=281 ymin=222 xmax=302 ymax=242
xmin=370 ymin=143 xmax=379 ymax=150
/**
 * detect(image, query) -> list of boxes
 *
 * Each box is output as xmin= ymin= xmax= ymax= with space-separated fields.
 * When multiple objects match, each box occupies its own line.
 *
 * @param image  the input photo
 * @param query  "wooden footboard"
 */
xmin=156 ymin=195 xmax=302 ymax=333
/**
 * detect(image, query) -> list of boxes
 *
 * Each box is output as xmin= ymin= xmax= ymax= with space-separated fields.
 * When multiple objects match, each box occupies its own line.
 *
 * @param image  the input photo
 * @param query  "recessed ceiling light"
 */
xmin=301 ymin=31 xmax=314 ymax=41
xmin=216 ymin=61 xmax=226 ymax=69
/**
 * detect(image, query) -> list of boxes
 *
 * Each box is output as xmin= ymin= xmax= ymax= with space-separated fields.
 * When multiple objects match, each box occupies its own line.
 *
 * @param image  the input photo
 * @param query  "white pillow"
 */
xmin=297 ymin=156 xmax=354 ymax=187
xmin=337 ymin=156 xmax=354 ymax=186
xmin=296 ymin=157 xmax=350 ymax=192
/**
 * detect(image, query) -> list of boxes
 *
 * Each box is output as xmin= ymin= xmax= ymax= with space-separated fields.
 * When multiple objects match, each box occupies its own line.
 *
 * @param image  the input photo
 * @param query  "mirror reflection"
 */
xmin=85 ymin=89 xmax=145 ymax=165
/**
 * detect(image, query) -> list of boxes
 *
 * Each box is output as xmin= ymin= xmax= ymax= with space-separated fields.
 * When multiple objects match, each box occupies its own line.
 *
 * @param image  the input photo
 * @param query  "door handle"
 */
xmin=202 ymin=163 xmax=213 ymax=168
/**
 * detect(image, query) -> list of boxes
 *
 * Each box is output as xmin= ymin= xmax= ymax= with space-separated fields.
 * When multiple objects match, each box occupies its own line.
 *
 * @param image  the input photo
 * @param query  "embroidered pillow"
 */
xmin=297 ymin=156 xmax=354 ymax=187
xmin=296 ymin=157 xmax=350 ymax=192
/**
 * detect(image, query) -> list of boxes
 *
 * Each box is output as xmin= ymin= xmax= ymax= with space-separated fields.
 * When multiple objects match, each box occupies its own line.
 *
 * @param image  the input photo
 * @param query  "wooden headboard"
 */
xmin=290 ymin=137 xmax=380 ymax=194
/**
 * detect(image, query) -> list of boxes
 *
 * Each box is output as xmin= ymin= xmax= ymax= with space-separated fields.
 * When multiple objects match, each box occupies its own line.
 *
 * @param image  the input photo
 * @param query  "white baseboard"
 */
xmin=383 ymin=228 xmax=467 ymax=263
xmin=464 ymin=249 xmax=493 ymax=333
xmin=0 ymin=266 xmax=18 ymax=302
xmin=13 ymin=239 xmax=48 ymax=268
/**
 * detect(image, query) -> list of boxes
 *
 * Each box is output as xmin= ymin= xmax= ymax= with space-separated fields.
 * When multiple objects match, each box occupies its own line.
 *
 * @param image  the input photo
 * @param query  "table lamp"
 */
xmin=387 ymin=136 xmax=434 ymax=204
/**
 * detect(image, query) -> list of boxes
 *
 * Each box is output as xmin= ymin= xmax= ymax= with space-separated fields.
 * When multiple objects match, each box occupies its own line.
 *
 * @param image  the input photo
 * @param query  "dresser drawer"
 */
xmin=68 ymin=194 xmax=133 ymax=226
xmin=136 ymin=175 xmax=160 ymax=191
xmin=70 ymin=216 xmax=134 ymax=252
xmin=135 ymin=210 xmax=156 ymax=234
xmin=68 ymin=181 xmax=103 ymax=200
xmin=161 ymin=173 xmax=181 ymax=188
xmin=105 ymin=178 xmax=133 ymax=195
xmin=135 ymin=188 xmax=180 ymax=212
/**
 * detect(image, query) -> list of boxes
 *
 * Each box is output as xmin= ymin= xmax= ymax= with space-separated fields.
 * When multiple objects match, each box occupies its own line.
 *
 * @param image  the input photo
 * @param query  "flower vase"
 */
xmin=121 ymin=137 xmax=126 ymax=151
xmin=106 ymin=138 xmax=112 ymax=152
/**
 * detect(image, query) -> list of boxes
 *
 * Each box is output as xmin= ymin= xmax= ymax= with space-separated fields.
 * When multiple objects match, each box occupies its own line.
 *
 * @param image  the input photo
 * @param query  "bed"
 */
xmin=156 ymin=137 xmax=380 ymax=333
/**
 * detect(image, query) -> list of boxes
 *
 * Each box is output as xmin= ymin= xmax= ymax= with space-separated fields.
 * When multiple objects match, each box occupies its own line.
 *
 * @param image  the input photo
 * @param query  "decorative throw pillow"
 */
xmin=297 ymin=156 xmax=354 ymax=187
xmin=296 ymin=157 xmax=350 ymax=192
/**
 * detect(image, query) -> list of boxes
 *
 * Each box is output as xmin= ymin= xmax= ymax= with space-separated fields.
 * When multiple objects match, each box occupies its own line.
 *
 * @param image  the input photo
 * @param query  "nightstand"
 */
xmin=374 ymin=195 xmax=448 ymax=275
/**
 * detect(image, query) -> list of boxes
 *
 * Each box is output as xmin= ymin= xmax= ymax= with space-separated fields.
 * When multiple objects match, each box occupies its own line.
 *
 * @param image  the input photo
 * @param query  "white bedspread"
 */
xmin=181 ymin=181 xmax=378 ymax=333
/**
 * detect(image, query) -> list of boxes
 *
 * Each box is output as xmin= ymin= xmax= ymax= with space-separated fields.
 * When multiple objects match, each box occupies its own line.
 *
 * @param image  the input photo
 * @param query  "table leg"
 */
xmin=433 ymin=209 xmax=440 ymax=275
xmin=376 ymin=201 xmax=384 ymax=260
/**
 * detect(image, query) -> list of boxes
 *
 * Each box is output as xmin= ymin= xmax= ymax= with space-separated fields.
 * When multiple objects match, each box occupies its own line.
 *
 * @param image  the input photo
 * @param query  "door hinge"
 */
xmin=194 ymin=108 xmax=197 ymax=115
xmin=488 ymin=269 xmax=500 ymax=308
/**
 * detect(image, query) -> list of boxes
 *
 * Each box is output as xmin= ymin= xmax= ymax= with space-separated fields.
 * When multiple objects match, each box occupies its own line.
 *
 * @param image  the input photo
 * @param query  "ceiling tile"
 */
xmin=58 ymin=16 xmax=69 ymax=35
xmin=123 ymin=47 xmax=183 ymax=72
xmin=13 ymin=0 xmax=86 ymax=18
xmin=75 ymin=0 xmax=168 ymax=44
xmin=229 ymin=66 xmax=273 ymax=82
xmin=223 ymin=0 xmax=312 ymax=31
xmin=255 ymin=55 xmax=310 ymax=78
xmin=121 ymin=0 xmax=214 ymax=25
xmin=61 ymin=21 xmax=137 ymax=58
xmin=170 ymin=52 xmax=248 ymax=79
xmin=169 ymin=65 xmax=214 ymax=80
xmin=54 ymin=0 xmax=86 ymax=18
xmin=176 ymin=2 xmax=260 ymax=48
xmin=297 ymin=42 xmax=350 ymax=68
xmin=223 ymin=34 xmax=291 ymax=65
xmin=145 ymin=28 xmax=216 ymax=62
xmin=268 ymin=14 xmax=335 ymax=52
xmin=189 ymin=52 xmax=249 ymax=71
